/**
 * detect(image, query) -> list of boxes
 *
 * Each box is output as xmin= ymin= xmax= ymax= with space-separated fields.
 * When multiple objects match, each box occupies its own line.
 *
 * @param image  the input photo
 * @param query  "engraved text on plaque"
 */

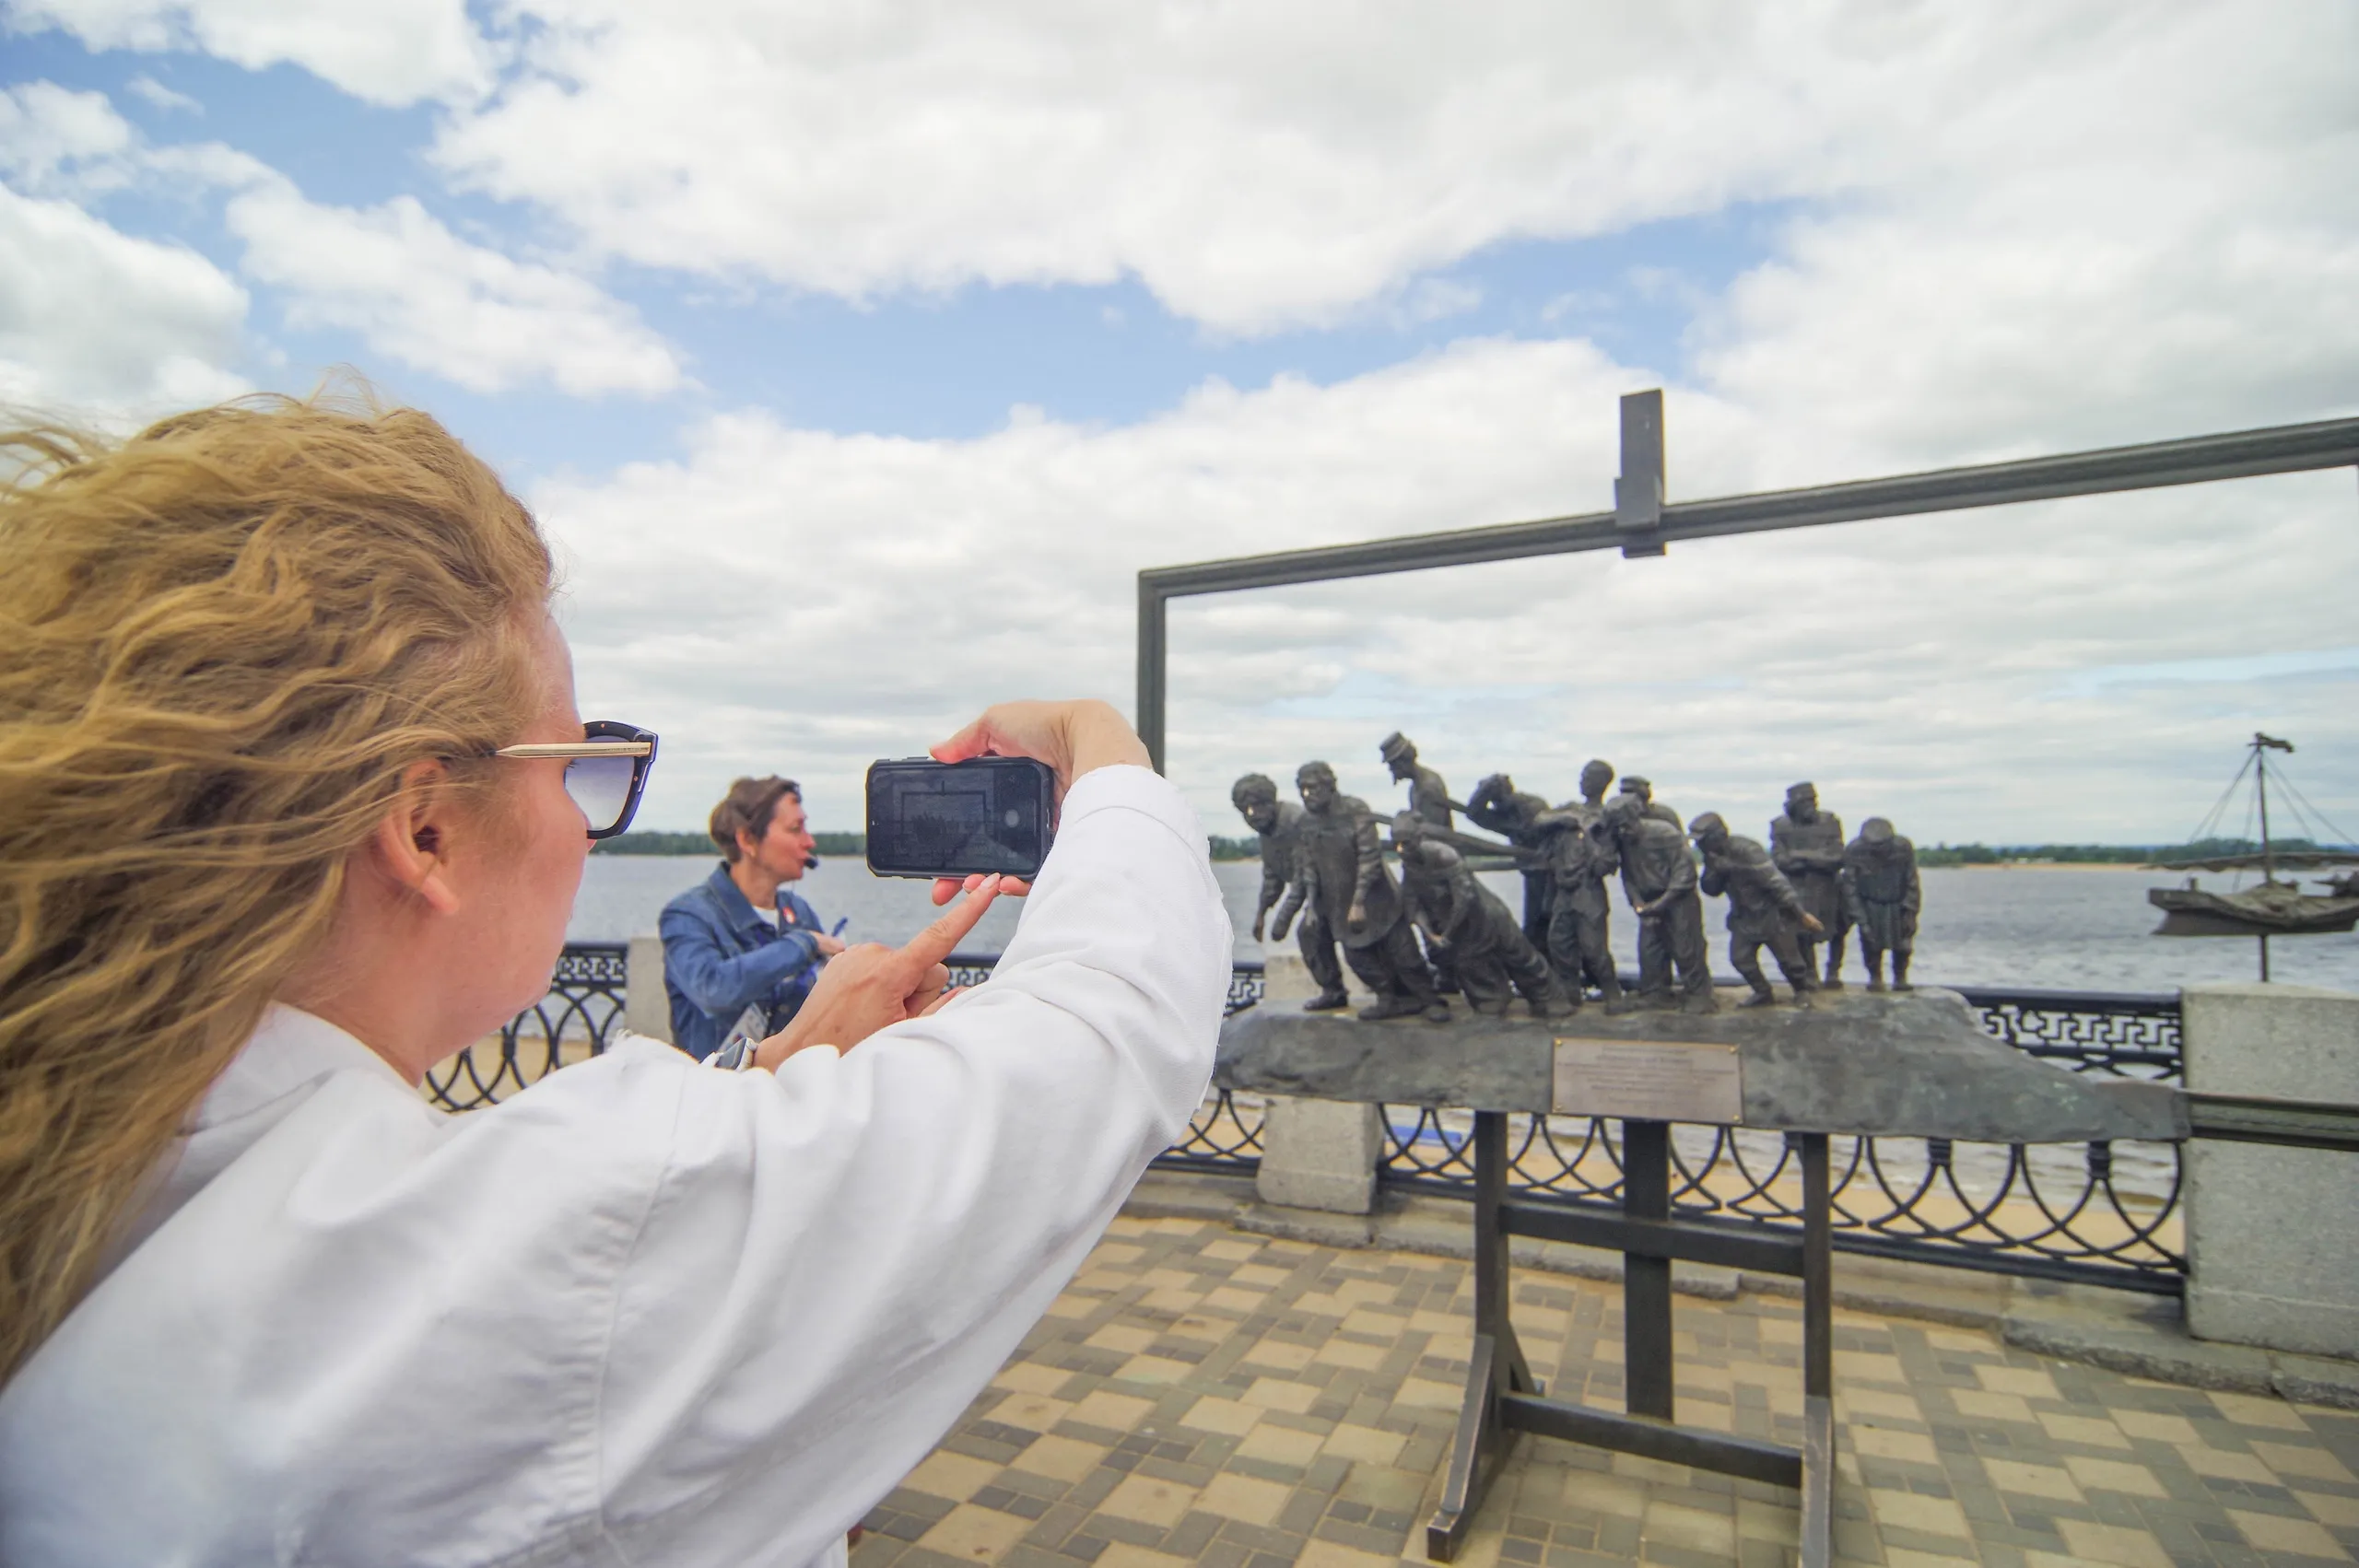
xmin=1552 ymin=1037 xmax=1743 ymax=1124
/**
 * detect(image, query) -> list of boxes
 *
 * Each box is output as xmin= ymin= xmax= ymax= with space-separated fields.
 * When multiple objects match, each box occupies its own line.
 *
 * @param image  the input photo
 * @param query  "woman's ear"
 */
xmin=369 ymin=761 xmax=464 ymax=917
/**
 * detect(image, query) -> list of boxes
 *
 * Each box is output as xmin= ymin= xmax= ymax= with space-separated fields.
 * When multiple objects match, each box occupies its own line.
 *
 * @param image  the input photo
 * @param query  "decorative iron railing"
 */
xmin=427 ymin=942 xmax=630 ymax=1113
xmin=466 ymin=948 xmax=2184 ymax=1290
xmin=1374 ymin=985 xmax=2187 ymax=1294
xmin=1949 ymin=985 xmax=2182 ymax=1076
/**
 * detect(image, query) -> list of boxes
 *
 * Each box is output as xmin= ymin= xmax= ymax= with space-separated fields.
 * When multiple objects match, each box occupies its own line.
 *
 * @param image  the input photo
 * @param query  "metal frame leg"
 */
xmin=1426 ymin=1111 xmax=1536 ymax=1561
xmin=1800 ymin=1131 xmax=1834 ymax=1568
xmin=1622 ymin=1118 xmax=1673 ymax=1421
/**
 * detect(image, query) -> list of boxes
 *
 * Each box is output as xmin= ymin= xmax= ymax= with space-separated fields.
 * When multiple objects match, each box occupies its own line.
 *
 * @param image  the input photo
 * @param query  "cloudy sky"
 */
xmin=5 ymin=1 xmax=2356 ymax=845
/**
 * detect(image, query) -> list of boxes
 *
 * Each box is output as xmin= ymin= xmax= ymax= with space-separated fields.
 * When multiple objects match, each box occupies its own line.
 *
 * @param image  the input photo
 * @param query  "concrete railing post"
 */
xmin=624 ymin=934 xmax=672 ymax=1045
xmin=2183 ymin=982 xmax=2359 ymax=1359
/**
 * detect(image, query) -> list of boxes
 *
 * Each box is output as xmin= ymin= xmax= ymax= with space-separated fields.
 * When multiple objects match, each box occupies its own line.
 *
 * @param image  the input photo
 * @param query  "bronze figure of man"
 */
xmin=1463 ymin=771 xmax=1555 ymax=951
xmin=1393 ymin=813 xmax=1569 ymax=1019
xmin=1380 ymin=732 xmax=1460 ymax=997
xmin=1841 ymin=817 xmax=1921 ymax=991
xmin=1232 ymin=772 xmax=1348 ymax=1012
xmin=1692 ymin=812 xmax=1824 ymax=1008
xmin=1294 ymin=762 xmax=1449 ymax=1022
xmin=1771 ymin=781 xmax=1848 ymax=987
xmin=1616 ymin=775 xmax=1684 ymax=828
xmin=1529 ymin=759 xmax=1625 ymax=1012
xmin=1606 ymin=794 xmax=1715 ymax=1013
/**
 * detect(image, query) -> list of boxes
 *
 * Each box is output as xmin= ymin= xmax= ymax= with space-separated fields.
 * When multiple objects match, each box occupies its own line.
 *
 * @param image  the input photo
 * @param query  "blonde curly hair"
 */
xmin=0 ymin=393 xmax=552 ymax=1385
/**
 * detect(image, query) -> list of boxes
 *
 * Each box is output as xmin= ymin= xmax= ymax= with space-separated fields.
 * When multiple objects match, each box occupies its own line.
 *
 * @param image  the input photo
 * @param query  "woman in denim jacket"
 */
xmin=660 ymin=775 xmax=848 ymax=1059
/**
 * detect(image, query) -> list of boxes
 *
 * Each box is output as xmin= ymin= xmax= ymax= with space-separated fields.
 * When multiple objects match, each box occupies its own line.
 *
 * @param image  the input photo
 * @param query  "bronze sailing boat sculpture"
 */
xmin=2148 ymin=732 xmax=2359 ymax=977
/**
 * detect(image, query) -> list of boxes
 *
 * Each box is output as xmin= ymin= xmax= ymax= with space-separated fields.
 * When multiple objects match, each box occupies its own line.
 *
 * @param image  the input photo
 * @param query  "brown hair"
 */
xmin=709 ymin=776 xmax=801 ymax=861
xmin=0 ymin=392 xmax=553 ymax=1385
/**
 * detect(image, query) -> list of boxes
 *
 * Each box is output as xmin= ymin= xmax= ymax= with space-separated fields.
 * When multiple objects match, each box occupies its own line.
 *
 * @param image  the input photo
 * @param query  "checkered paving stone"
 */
xmin=857 ymin=1216 xmax=2359 ymax=1568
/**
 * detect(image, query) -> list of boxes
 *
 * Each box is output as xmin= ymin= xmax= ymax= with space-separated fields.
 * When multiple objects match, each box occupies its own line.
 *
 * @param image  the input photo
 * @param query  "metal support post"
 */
xmin=1427 ymin=1111 xmax=1533 ymax=1562
xmin=1135 ymin=579 xmax=1167 ymax=774
xmin=1800 ymin=1132 xmax=1834 ymax=1568
xmin=1615 ymin=389 xmax=1666 ymax=557
xmin=1425 ymin=1114 xmax=1836 ymax=1565
xmin=1622 ymin=1118 xmax=1674 ymax=1419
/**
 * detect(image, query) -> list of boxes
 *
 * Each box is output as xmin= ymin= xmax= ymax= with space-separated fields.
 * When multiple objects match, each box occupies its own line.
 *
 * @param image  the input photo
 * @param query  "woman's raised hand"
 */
xmin=753 ymin=877 xmax=1007 ymax=1070
xmin=923 ymin=699 xmax=1151 ymax=907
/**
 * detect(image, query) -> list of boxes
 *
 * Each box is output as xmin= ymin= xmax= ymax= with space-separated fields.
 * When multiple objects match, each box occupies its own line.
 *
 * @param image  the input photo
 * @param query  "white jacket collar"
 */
xmin=194 ymin=1003 xmax=415 ymax=1132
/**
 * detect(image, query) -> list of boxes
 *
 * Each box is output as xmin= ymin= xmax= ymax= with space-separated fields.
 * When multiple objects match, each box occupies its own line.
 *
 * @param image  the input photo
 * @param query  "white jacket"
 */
xmin=0 ymin=765 xmax=1230 ymax=1566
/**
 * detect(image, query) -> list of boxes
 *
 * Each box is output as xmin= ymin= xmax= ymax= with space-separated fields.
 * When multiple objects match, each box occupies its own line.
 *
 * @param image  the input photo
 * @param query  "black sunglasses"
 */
xmin=493 ymin=720 xmax=659 ymax=839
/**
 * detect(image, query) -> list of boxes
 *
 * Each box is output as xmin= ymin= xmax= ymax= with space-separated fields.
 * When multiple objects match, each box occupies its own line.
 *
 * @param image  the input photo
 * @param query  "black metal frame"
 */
xmin=1426 ymin=1112 xmax=1836 ymax=1564
xmin=1134 ymin=400 xmax=2359 ymax=770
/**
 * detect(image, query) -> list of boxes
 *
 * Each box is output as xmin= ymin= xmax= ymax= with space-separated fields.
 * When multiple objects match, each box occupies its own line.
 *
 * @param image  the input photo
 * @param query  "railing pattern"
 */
xmin=427 ymin=943 xmax=630 ymax=1113
xmin=1950 ymin=985 xmax=2182 ymax=1077
xmin=1376 ymin=988 xmax=2186 ymax=1293
xmin=466 ymin=949 xmax=2184 ymax=1290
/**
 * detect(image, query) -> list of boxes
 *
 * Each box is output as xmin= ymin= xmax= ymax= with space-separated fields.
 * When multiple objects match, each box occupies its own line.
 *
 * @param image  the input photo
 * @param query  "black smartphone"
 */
xmin=865 ymin=756 xmax=1057 ymax=880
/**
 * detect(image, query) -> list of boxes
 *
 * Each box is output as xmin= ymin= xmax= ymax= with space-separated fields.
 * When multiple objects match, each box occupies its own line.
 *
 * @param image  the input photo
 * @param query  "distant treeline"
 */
xmin=1919 ymin=836 xmax=2341 ymax=868
xmin=1209 ymin=836 xmax=1261 ymax=862
xmin=595 ymin=830 xmax=868 ymax=857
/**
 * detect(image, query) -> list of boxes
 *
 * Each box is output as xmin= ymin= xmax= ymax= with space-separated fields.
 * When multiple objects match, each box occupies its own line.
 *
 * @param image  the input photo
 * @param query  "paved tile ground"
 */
xmin=857 ymin=1215 xmax=2359 ymax=1568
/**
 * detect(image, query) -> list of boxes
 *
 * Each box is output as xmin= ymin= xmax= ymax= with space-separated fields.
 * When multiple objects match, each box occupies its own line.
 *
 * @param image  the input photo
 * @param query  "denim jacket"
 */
xmin=658 ymin=864 xmax=828 ymax=1061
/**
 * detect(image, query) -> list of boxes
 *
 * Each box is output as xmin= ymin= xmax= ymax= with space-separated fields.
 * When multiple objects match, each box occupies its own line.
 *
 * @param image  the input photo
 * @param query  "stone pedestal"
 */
xmin=1255 ymin=1096 xmax=1385 ymax=1214
xmin=2185 ymin=983 xmax=2359 ymax=1359
xmin=1253 ymin=947 xmax=1384 ymax=1215
xmin=625 ymin=934 xmax=673 ymax=1044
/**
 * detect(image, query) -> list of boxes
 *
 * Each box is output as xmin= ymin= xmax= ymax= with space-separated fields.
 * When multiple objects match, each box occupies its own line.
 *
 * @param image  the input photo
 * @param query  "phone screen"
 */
xmin=865 ymin=756 xmax=1056 ymax=879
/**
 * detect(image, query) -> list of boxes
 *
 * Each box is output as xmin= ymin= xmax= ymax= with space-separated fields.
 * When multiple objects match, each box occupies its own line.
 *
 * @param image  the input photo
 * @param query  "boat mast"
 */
xmin=2254 ymin=731 xmax=2294 ymax=885
xmin=2257 ymin=736 xmax=2275 ymax=884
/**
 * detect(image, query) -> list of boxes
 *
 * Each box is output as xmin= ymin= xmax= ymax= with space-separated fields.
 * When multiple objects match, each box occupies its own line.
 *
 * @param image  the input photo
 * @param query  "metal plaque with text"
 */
xmin=1551 ymin=1037 xmax=1744 ymax=1124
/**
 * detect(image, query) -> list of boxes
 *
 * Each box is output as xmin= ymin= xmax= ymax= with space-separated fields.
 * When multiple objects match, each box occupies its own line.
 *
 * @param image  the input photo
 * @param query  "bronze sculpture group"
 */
xmin=1235 ymin=734 xmax=1922 ymax=1022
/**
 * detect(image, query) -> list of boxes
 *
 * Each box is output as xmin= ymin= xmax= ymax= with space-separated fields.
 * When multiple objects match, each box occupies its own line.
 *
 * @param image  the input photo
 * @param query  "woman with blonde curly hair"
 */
xmin=0 ymin=396 xmax=1229 ymax=1565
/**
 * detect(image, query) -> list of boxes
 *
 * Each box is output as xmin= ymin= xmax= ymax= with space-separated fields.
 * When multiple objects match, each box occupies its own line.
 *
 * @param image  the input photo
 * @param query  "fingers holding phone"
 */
xmin=754 ymin=876 xmax=1008 ymax=1070
xmin=930 ymin=699 xmax=1150 ymax=794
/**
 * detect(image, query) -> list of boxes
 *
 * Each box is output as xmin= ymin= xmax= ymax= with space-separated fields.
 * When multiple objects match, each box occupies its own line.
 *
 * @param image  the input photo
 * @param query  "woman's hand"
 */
xmin=754 ymin=877 xmax=1008 ymax=1070
xmin=923 ymin=699 xmax=1152 ymax=907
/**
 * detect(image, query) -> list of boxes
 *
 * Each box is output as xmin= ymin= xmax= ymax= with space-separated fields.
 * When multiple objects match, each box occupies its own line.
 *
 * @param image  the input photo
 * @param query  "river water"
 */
xmin=571 ymin=856 xmax=2359 ymax=993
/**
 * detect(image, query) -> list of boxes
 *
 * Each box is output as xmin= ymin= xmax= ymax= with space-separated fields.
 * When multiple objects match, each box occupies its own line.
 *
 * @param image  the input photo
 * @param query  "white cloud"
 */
xmin=536 ymin=336 xmax=2359 ymax=848
xmin=0 ymin=81 xmax=247 ymax=416
xmin=222 ymin=182 xmax=685 ymax=396
xmin=6 ymin=0 xmax=496 ymax=106
xmin=0 ymin=79 xmax=681 ymax=399
xmin=425 ymin=0 xmax=1869 ymax=330
xmin=0 ymin=181 xmax=249 ymax=415
xmin=419 ymin=2 xmax=2352 ymax=339
xmin=0 ymin=81 xmax=141 ymax=194
xmin=124 ymin=74 xmax=201 ymax=113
